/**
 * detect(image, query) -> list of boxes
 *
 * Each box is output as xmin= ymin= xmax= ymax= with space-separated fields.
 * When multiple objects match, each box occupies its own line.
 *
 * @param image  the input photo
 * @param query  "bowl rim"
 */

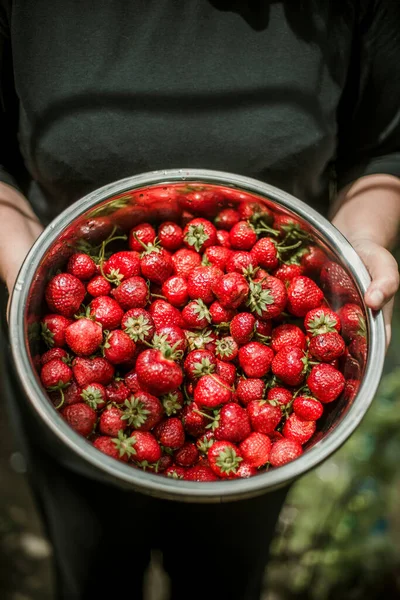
xmin=9 ymin=168 xmax=386 ymax=501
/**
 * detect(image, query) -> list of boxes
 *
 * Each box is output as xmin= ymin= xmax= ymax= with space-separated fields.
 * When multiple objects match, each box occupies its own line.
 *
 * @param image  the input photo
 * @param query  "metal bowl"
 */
xmin=9 ymin=168 xmax=386 ymax=502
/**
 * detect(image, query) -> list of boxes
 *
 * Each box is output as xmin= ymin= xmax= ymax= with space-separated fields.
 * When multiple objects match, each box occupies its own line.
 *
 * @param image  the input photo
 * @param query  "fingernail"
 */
xmin=369 ymin=289 xmax=384 ymax=307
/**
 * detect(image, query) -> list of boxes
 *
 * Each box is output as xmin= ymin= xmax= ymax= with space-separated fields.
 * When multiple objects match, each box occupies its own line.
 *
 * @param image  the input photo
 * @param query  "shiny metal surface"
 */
xmin=9 ymin=169 xmax=386 ymax=502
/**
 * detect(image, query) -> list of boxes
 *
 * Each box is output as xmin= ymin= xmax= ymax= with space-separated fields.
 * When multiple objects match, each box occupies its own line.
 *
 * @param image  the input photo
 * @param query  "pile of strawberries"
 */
xmin=38 ymin=185 xmax=367 ymax=481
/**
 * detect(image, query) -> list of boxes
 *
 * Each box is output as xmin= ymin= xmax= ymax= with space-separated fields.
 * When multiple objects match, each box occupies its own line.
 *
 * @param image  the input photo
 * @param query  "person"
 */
xmin=0 ymin=1 xmax=399 ymax=599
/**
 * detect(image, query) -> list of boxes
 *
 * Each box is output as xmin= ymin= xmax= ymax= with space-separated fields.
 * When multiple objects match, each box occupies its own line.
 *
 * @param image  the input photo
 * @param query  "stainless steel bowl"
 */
xmin=9 ymin=169 xmax=386 ymax=502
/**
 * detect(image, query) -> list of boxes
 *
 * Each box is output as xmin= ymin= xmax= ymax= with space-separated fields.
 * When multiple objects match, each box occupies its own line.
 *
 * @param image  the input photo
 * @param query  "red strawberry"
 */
xmin=304 ymin=306 xmax=341 ymax=336
xmin=61 ymin=403 xmax=97 ymax=437
xmin=158 ymin=221 xmax=184 ymax=251
xmin=161 ymin=390 xmax=184 ymax=417
xmin=182 ymin=299 xmax=211 ymax=330
xmin=140 ymin=245 xmax=173 ymax=285
xmin=203 ymin=246 xmax=232 ymax=270
xmin=72 ymin=357 xmax=115 ymax=387
xmin=194 ymin=374 xmax=232 ymax=409
xmin=273 ymin=213 xmax=307 ymax=237
xmin=236 ymin=378 xmax=265 ymax=406
xmin=155 ymin=454 xmax=174 ymax=472
xmin=293 ymin=396 xmax=324 ymax=420
xmin=255 ymin=319 xmax=272 ymax=338
xmin=80 ymin=382 xmax=107 ymax=410
xmin=216 ymin=229 xmax=232 ymax=248
xmin=269 ymin=438 xmax=303 ymax=467
xmin=128 ymin=222 xmax=156 ymax=251
xmin=149 ymin=299 xmax=184 ymax=329
xmin=184 ymin=465 xmax=219 ymax=481
xmin=99 ymin=405 xmax=126 ymax=437
xmin=93 ymin=436 xmax=129 ymax=462
xmin=320 ymin=261 xmax=361 ymax=305
xmin=161 ymin=276 xmax=189 ymax=307
xmin=41 ymin=358 xmax=72 ymax=390
xmin=86 ymin=275 xmax=112 ymax=297
xmin=135 ymin=348 xmax=183 ymax=395
xmin=226 ymin=251 xmax=258 ymax=274
xmin=171 ymin=248 xmax=201 ymax=278
xmin=165 ymin=466 xmax=187 ymax=479
xmin=267 ymin=387 xmax=293 ymax=406
xmin=59 ymin=381 xmax=82 ymax=406
xmin=184 ymin=349 xmax=217 ymax=381
xmin=283 ymin=414 xmax=316 ymax=445
xmin=67 ymin=253 xmax=96 ymax=280
xmin=122 ymin=308 xmax=155 ymax=343
xmin=185 ymin=328 xmax=217 ymax=352
xmin=215 ymin=360 xmax=236 ymax=386
xmin=343 ymin=378 xmax=360 ymax=402
xmin=111 ymin=276 xmax=149 ymax=310
xmin=196 ymin=431 xmax=216 ymax=454
xmin=337 ymin=303 xmax=366 ymax=341
xmin=122 ymin=392 xmax=163 ymax=431
xmin=230 ymin=312 xmax=256 ymax=345
xmin=239 ymin=432 xmax=271 ymax=467
xmin=154 ymin=417 xmax=185 ymax=450
xmin=209 ymin=301 xmax=236 ymax=325
xmin=215 ymin=336 xmax=238 ymax=362
xmin=181 ymin=402 xmax=208 ymax=437
xmin=45 ymin=273 xmax=86 ymax=317
xmin=103 ymin=330 xmax=136 ymax=364
xmin=250 ymin=237 xmax=279 ymax=270
xmin=208 ymin=441 xmax=243 ymax=479
xmin=309 ymin=332 xmax=345 ymax=362
xmin=301 ymin=245 xmax=327 ymax=275
xmin=41 ymin=314 xmax=72 ymax=348
xmin=307 ymin=364 xmax=345 ymax=403
xmin=271 ymin=324 xmax=306 ymax=353
xmin=348 ymin=335 xmax=367 ymax=366
xmin=129 ymin=431 xmax=162 ymax=464
xmin=235 ymin=461 xmax=258 ymax=478
xmin=214 ymin=208 xmax=240 ymax=230
xmin=124 ymin=370 xmax=143 ymax=393
xmin=187 ymin=266 xmax=223 ymax=304
xmin=65 ymin=318 xmax=103 ymax=356
xmin=74 ymin=216 xmax=114 ymax=244
xmin=211 ymin=272 xmax=249 ymax=309
xmin=214 ymin=403 xmax=251 ymax=443
xmin=41 ymin=347 xmax=69 ymax=366
xmin=238 ymin=200 xmax=273 ymax=224
xmin=247 ymin=275 xmax=287 ymax=320
xmin=183 ymin=217 xmax=217 ymax=252
xmin=286 ymin=276 xmax=324 ymax=317
xmin=103 ymin=250 xmax=141 ymax=283
xmin=105 ymin=380 xmax=130 ymax=404
xmin=273 ymin=263 xmax=304 ymax=283
xmin=238 ymin=342 xmax=274 ymax=378
xmin=174 ymin=442 xmax=199 ymax=467
xmin=271 ymin=347 xmax=307 ymax=387
xmin=90 ymin=296 xmax=124 ymax=330
xmin=179 ymin=187 xmax=222 ymax=217
xmin=247 ymin=400 xmax=282 ymax=434
xmin=229 ymin=221 xmax=257 ymax=250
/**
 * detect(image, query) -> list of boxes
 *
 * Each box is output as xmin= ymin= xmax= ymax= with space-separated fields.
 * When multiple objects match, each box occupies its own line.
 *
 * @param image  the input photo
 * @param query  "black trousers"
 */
xmin=1 ymin=298 xmax=289 ymax=600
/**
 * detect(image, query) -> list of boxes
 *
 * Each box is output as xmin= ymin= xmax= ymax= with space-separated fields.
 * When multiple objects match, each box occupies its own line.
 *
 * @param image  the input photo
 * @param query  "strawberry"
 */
xmin=183 ymin=217 xmax=217 ymax=252
xmin=238 ymin=200 xmax=273 ymax=224
xmin=286 ymin=276 xmax=324 ymax=317
xmin=348 ymin=335 xmax=367 ymax=365
xmin=293 ymin=396 xmax=324 ymax=420
xmin=307 ymin=363 xmax=345 ymax=403
xmin=129 ymin=431 xmax=162 ymax=464
xmin=155 ymin=454 xmax=174 ymax=473
xmin=67 ymin=253 xmax=96 ymax=280
xmin=72 ymin=357 xmax=115 ymax=387
xmin=122 ymin=308 xmax=155 ymax=343
xmin=75 ymin=216 xmax=114 ymax=244
xmin=271 ymin=347 xmax=307 ymax=387
xmin=158 ymin=221 xmax=184 ymax=251
xmin=184 ymin=349 xmax=217 ymax=381
xmin=214 ymin=208 xmax=240 ymax=230
xmin=230 ymin=312 xmax=256 ymax=345
xmin=182 ymin=299 xmax=211 ymax=329
xmin=135 ymin=348 xmax=183 ymax=395
xmin=269 ymin=438 xmax=303 ymax=467
xmin=171 ymin=248 xmax=201 ymax=278
xmin=128 ymin=222 xmax=156 ymax=251
xmin=111 ymin=276 xmax=149 ymax=310
xmin=216 ymin=229 xmax=232 ymax=248
xmin=208 ymin=441 xmax=243 ymax=479
xmin=99 ymin=405 xmax=126 ymax=437
xmin=320 ymin=261 xmax=361 ymax=305
xmin=187 ymin=266 xmax=223 ymax=304
xmin=226 ymin=250 xmax=258 ymax=274
xmin=41 ymin=314 xmax=72 ymax=348
xmin=273 ymin=263 xmax=304 ymax=283
xmin=185 ymin=328 xmax=217 ymax=352
xmin=165 ymin=466 xmax=187 ymax=479
xmin=215 ymin=336 xmax=238 ymax=362
xmin=203 ymin=245 xmax=232 ymax=270
xmin=194 ymin=374 xmax=232 ymax=409
xmin=103 ymin=250 xmax=141 ymax=283
xmin=149 ymin=299 xmax=184 ymax=329
xmin=304 ymin=306 xmax=341 ymax=336
xmin=235 ymin=461 xmax=258 ymax=478
xmin=140 ymin=245 xmax=173 ymax=285
xmin=80 ymin=382 xmax=107 ymax=410
xmin=250 ymin=237 xmax=279 ymax=270
xmin=211 ymin=272 xmax=249 ymax=309
xmin=154 ymin=325 xmax=187 ymax=355
xmin=86 ymin=275 xmax=112 ymax=297
xmin=239 ymin=432 xmax=271 ymax=467
xmin=90 ymin=296 xmax=124 ymax=330
xmin=196 ymin=431 xmax=215 ymax=454
xmin=179 ymin=187 xmax=222 ymax=217
xmin=255 ymin=319 xmax=272 ymax=338
xmin=283 ymin=413 xmax=316 ymax=445
xmin=41 ymin=358 xmax=72 ymax=391
xmin=174 ymin=442 xmax=199 ymax=467
xmin=236 ymin=378 xmax=265 ymax=406
xmin=58 ymin=381 xmax=82 ymax=406
xmin=343 ymin=378 xmax=361 ymax=402
xmin=124 ymin=370 xmax=143 ymax=393
xmin=309 ymin=332 xmax=345 ymax=362
xmin=181 ymin=402 xmax=208 ymax=437
xmin=209 ymin=301 xmax=236 ymax=325
xmin=247 ymin=275 xmax=286 ymax=320
xmin=337 ymin=303 xmax=366 ymax=341
xmin=271 ymin=324 xmax=306 ymax=353
xmin=103 ymin=330 xmax=136 ymax=364
xmin=65 ymin=318 xmax=103 ymax=356
xmin=41 ymin=347 xmax=69 ymax=366
xmin=247 ymin=400 xmax=282 ymax=434
xmin=161 ymin=276 xmax=189 ymax=307
xmin=161 ymin=390 xmax=184 ymax=417
xmin=214 ymin=403 xmax=251 ymax=443
xmin=61 ymin=403 xmax=97 ymax=437
xmin=154 ymin=417 xmax=185 ymax=450
xmin=267 ymin=387 xmax=293 ymax=406
xmin=301 ymin=245 xmax=327 ymax=275
xmin=229 ymin=221 xmax=257 ymax=250
xmin=273 ymin=213 xmax=308 ymax=238
xmin=238 ymin=342 xmax=274 ymax=378
xmin=122 ymin=392 xmax=163 ymax=431
xmin=215 ymin=360 xmax=236 ymax=386
xmin=45 ymin=273 xmax=86 ymax=317
xmin=93 ymin=436 xmax=129 ymax=462
xmin=105 ymin=380 xmax=130 ymax=404
xmin=184 ymin=465 xmax=218 ymax=481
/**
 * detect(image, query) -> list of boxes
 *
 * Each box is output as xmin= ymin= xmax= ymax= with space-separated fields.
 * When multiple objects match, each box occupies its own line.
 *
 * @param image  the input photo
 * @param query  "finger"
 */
xmin=360 ymin=245 xmax=399 ymax=310
xmin=382 ymin=298 xmax=394 ymax=349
